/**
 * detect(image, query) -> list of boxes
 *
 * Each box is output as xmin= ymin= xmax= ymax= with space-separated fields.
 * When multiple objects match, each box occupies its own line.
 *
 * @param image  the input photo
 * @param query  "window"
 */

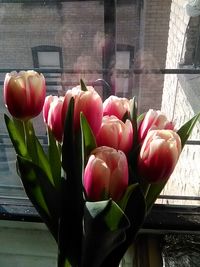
xmin=32 ymin=46 xmax=63 ymax=69
xmin=179 ymin=16 xmax=200 ymax=68
xmin=32 ymin=46 xmax=64 ymax=93
xmin=0 ymin=1 xmax=200 ymax=266
xmin=194 ymin=20 xmax=200 ymax=67
xmin=115 ymin=44 xmax=134 ymax=96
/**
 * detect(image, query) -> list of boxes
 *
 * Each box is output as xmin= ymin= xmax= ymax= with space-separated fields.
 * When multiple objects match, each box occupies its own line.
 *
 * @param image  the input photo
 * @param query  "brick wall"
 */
xmin=0 ymin=2 xmax=142 ymax=195
xmin=161 ymin=0 xmax=200 ymax=204
xmin=0 ymin=1 xmax=141 ymax=133
xmin=137 ymin=0 xmax=171 ymax=113
xmin=2 ymin=1 xmax=198 ymax=202
xmin=0 ymin=1 xmax=171 ymax=113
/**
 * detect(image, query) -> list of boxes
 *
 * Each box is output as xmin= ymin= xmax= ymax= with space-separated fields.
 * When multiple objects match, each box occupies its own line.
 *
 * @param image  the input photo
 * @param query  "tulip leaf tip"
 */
xmin=80 ymin=79 xmax=87 ymax=91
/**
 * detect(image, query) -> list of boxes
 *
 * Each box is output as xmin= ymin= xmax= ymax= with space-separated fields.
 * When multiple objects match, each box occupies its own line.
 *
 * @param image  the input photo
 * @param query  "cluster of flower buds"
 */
xmin=4 ymin=71 xmax=182 ymax=202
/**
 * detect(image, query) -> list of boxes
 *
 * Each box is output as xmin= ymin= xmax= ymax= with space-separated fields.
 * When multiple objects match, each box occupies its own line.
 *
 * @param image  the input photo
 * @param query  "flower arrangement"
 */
xmin=3 ymin=70 xmax=200 ymax=267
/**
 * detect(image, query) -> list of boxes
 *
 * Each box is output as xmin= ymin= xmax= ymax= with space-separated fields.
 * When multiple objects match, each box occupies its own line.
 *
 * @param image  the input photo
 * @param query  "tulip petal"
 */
xmin=4 ymin=70 xmax=46 ymax=120
xmin=84 ymin=156 xmax=110 ymax=201
xmin=138 ymin=130 xmax=181 ymax=183
xmin=96 ymin=116 xmax=133 ymax=154
xmin=84 ymin=147 xmax=128 ymax=201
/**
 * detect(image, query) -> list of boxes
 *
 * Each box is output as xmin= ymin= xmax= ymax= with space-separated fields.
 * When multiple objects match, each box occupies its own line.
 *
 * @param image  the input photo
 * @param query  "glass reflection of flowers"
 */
xmin=3 ymin=71 xmax=200 ymax=267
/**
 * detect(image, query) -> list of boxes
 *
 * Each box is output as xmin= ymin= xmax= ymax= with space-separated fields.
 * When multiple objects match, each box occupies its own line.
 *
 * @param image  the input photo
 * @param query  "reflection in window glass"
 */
xmin=116 ymin=51 xmax=131 ymax=70
xmin=162 ymin=234 xmax=200 ymax=267
xmin=1 ymin=1 xmax=200 ymax=267
xmin=0 ymin=1 xmax=199 ymax=205
xmin=37 ymin=52 xmax=60 ymax=68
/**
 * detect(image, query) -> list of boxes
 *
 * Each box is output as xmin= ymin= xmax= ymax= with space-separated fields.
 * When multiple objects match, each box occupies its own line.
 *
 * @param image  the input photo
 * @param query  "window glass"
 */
xmin=1 ymin=1 xmax=200 ymax=267
xmin=37 ymin=52 xmax=60 ymax=68
xmin=116 ymin=51 xmax=131 ymax=70
xmin=0 ymin=1 xmax=200 ymax=206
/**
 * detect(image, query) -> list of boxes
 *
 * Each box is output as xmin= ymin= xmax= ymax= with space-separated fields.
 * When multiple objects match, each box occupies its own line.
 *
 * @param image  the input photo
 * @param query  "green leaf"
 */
xmin=60 ymin=98 xmax=84 ymax=266
xmin=23 ymin=120 xmax=54 ymax=187
xmin=127 ymin=97 xmax=140 ymax=184
xmin=17 ymin=155 xmax=59 ymax=240
xmin=80 ymin=113 xmax=97 ymax=161
xmin=80 ymin=113 xmax=97 ymax=197
xmin=85 ymin=199 xmax=110 ymax=219
xmin=104 ymin=201 xmax=129 ymax=231
xmin=101 ymin=185 xmax=146 ymax=267
xmin=130 ymin=97 xmax=138 ymax=146
xmin=118 ymin=183 xmax=138 ymax=211
xmin=177 ymin=112 xmax=200 ymax=148
xmin=5 ymin=116 xmax=54 ymax=189
xmin=145 ymin=181 xmax=166 ymax=212
xmin=145 ymin=113 xmax=200 ymax=213
xmin=130 ymin=96 xmax=138 ymax=124
xmin=62 ymin=98 xmax=74 ymax=173
xmin=137 ymin=112 xmax=145 ymax=124
xmin=127 ymin=99 xmax=141 ymax=184
xmin=17 ymin=156 xmax=50 ymax=216
xmin=59 ymin=177 xmax=84 ymax=266
xmin=81 ymin=199 xmax=129 ymax=267
xmin=35 ymin=137 xmax=54 ymax=185
xmin=82 ymin=186 xmax=146 ymax=267
xmin=80 ymin=79 xmax=88 ymax=91
xmin=85 ymin=199 xmax=129 ymax=231
xmin=47 ymin=127 xmax=61 ymax=189
xmin=57 ymin=254 xmax=72 ymax=267
xmin=4 ymin=114 xmax=28 ymax=157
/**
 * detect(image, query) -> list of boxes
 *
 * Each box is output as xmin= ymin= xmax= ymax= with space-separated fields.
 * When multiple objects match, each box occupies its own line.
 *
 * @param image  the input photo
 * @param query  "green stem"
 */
xmin=141 ymin=180 xmax=150 ymax=199
xmin=57 ymin=252 xmax=71 ymax=267
xmin=23 ymin=120 xmax=38 ymax=164
xmin=13 ymin=118 xmax=25 ymax=143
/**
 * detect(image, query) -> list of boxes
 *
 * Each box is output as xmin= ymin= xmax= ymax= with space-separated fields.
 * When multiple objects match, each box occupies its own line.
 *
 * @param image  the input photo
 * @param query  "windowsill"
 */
xmin=0 ymin=196 xmax=40 ymax=222
xmin=1 ymin=196 xmax=200 ymax=234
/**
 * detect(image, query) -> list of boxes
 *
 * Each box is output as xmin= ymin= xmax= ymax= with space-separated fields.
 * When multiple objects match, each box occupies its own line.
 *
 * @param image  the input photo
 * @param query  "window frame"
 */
xmin=1 ymin=0 xmax=200 ymax=244
xmin=32 ymin=45 xmax=63 ymax=69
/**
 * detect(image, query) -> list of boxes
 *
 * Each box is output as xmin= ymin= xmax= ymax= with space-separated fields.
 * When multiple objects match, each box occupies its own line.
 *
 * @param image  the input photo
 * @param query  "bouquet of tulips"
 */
xmin=3 ymin=70 xmax=200 ymax=267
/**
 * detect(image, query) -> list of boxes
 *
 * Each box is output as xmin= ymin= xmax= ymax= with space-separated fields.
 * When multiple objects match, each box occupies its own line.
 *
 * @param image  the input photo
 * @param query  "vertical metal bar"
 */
xmin=194 ymin=16 xmax=200 ymax=68
xmin=103 ymin=0 xmax=116 ymax=99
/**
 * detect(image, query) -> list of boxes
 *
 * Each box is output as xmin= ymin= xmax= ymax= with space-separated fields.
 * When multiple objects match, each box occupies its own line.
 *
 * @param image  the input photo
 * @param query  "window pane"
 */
xmin=0 ymin=1 xmax=200 ymax=207
xmin=116 ymin=51 xmax=131 ymax=69
xmin=37 ymin=52 xmax=60 ymax=68
xmin=1 ymin=2 xmax=200 ymax=266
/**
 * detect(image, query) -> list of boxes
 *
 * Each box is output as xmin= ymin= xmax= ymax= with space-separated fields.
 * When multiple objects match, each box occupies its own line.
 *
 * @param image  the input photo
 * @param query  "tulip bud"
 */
xmin=62 ymin=85 xmax=103 ymax=136
xmin=43 ymin=95 xmax=57 ymax=124
xmin=103 ymin=95 xmax=131 ymax=120
xmin=138 ymin=109 xmax=174 ymax=143
xmin=84 ymin=146 xmax=129 ymax=201
xmin=4 ymin=70 xmax=46 ymax=120
xmin=96 ymin=116 xmax=133 ymax=154
xmin=44 ymin=96 xmax=64 ymax=142
xmin=137 ymin=130 xmax=181 ymax=183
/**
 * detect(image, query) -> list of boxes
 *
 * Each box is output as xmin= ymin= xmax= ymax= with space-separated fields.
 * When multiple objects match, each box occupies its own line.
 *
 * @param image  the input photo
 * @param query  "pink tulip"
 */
xmin=103 ymin=95 xmax=131 ymax=120
xmin=96 ymin=116 xmax=133 ymax=154
xmin=62 ymin=85 xmax=103 ymax=135
xmin=44 ymin=96 xmax=64 ymax=142
xmin=138 ymin=109 xmax=174 ymax=143
xmin=4 ymin=70 xmax=46 ymax=120
xmin=43 ymin=95 xmax=57 ymax=124
xmin=137 ymin=129 xmax=181 ymax=183
xmin=83 ymin=146 xmax=128 ymax=201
